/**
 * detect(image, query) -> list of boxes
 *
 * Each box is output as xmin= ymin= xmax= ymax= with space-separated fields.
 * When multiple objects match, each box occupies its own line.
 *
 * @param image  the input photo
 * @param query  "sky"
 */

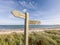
xmin=0 ymin=0 xmax=60 ymax=25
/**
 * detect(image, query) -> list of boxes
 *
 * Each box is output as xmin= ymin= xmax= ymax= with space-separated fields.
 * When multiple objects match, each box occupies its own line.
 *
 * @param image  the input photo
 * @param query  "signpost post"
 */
xmin=11 ymin=10 xmax=29 ymax=45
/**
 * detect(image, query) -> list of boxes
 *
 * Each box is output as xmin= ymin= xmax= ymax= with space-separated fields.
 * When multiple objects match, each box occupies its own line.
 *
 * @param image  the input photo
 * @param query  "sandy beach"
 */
xmin=0 ymin=28 xmax=60 ymax=34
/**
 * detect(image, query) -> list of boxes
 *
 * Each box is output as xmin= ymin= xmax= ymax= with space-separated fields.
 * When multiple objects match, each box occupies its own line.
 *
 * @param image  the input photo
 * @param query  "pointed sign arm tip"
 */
xmin=11 ymin=10 xmax=25 ymax=19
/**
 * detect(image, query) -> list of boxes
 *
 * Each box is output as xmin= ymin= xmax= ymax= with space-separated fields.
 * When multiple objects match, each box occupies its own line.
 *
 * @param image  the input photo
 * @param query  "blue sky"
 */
xmin=0 ymin=0 xmax=60 ymax=25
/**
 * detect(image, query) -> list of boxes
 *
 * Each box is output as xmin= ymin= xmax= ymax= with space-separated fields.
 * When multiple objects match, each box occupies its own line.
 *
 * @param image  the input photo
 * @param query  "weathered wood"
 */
xmin=11 ymin=10 xmax=29 ymax=45
xmin=24 ymin=12 xmax=29 ymax=45
xmin=29 ymin=20 xmax=40 ymax=25
xmin=11 ymin=10 xmax=25 ymax=19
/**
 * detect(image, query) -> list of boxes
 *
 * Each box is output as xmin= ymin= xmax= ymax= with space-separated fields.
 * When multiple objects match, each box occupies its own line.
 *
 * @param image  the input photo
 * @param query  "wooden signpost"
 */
xmin=11 ymin=10 xmax=29 ymax=45
xmin=12 ymin=10 xmax=25 ymax=19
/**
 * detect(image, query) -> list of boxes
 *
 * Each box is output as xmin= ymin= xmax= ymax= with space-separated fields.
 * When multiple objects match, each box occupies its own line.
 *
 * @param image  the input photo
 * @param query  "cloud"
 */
xmin=29 ymin=4 xmax=60 ymax=25
xmin=41 ymin=18 xmax=60 ymax=25
xmin=0 ymin=0 xmax=25 ymax=25
xmin=19 ymin=1 xmax=36 ymax=9
xmin=0 ymin=0 xmax=60 ymax=25
xmin=0 ymin=19 xmax=24 ymax=25
xmin=22 ymin=9 xmax=27 ymax=12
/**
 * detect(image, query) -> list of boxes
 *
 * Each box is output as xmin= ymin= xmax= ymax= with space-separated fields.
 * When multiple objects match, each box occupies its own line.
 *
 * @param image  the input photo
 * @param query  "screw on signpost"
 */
xmin=11 ymin=10 xmax=29 ymax=45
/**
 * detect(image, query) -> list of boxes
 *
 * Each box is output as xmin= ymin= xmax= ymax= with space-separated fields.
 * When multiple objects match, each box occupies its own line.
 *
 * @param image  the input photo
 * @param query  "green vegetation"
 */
xmin=0 ymin=30 xmax=60 ymax=45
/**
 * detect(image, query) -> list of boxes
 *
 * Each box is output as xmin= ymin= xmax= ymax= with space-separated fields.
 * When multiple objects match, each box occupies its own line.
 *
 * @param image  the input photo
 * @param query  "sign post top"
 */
xmin=11 ymin=10 xmax=29 ymax=45
xmin=11 ymin=10 xmax=25 ymax=19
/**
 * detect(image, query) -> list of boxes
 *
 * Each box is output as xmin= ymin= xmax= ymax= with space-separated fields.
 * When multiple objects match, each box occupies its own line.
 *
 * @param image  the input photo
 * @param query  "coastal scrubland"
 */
xmin=0 ymin=30 xmax=60 ymax=45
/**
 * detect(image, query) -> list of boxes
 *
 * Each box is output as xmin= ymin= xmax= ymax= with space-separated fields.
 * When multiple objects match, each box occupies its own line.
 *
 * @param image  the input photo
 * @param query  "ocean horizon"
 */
xmin=0 ymin=25 xmax=60 ymax=29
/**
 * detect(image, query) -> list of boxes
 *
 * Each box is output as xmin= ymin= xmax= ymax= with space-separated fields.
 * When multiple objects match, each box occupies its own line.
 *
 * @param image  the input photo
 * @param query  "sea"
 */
xmin=0 ymin=25 xmax=60 ymax=29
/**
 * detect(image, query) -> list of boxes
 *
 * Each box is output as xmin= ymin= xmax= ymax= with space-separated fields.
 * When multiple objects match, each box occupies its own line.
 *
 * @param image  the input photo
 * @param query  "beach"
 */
xmin=0 ymin=28 xmax=60 ymax=34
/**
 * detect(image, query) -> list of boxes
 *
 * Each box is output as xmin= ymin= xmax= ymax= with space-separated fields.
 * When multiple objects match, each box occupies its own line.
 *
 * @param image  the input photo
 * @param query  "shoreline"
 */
xmin=0 ymin=28 xmax=60 ymax=34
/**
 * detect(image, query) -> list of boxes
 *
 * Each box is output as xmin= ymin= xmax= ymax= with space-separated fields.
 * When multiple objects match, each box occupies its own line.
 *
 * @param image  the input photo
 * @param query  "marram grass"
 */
xmin=0 ymin=30 xmax=60 ymax=45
